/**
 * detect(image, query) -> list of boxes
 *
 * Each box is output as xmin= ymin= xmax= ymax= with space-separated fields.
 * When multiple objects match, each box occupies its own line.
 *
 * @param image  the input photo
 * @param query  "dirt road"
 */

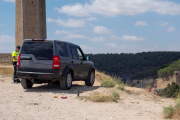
xmin=0 ymin=74 xmax=174 ymax=120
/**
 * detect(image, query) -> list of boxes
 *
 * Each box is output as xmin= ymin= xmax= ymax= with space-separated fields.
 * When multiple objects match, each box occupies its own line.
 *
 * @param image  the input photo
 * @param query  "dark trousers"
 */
xmin=13 ymin=62 xmax=17 ymax=79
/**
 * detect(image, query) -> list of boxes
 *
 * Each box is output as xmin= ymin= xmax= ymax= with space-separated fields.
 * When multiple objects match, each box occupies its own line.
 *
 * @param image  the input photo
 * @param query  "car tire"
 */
xmin=85 ymin=70 xmax=95 ymax=86
xmin=60 ymin=71 xmax=72 ymax=90
xmin=21 ymin=79 xmax=33 ymax=89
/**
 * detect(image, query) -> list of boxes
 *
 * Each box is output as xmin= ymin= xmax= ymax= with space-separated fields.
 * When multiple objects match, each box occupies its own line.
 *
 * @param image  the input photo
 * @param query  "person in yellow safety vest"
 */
xmin=12 ymin=46 xmax=21 ymax=83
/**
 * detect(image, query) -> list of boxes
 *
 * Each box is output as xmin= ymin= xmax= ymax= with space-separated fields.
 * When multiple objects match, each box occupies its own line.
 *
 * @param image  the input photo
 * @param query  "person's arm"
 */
xmin=13 ymin=56 xmax=17 ymax=60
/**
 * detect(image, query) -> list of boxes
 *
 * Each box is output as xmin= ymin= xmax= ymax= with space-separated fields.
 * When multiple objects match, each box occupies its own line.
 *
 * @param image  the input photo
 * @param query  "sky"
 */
xmin=0 ymin=0 xmax=180 ymax=54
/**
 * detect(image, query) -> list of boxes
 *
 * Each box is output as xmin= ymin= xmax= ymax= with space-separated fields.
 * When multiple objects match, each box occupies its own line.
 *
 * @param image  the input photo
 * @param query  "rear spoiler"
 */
xmin=24 ymin=38 xmax=45 ymax=41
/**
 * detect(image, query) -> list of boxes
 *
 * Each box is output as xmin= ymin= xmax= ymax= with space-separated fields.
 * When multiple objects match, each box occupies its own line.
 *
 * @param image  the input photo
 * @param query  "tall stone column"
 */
xmin=15 ymin=0 xmax=47 ymax=46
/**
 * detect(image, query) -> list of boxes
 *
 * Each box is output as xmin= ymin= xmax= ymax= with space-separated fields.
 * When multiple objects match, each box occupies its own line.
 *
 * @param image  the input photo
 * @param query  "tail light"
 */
xmin=17 ymin=54 xmax=21 ymax=67
xmin=53 ymin=56 xmax=60 ymax=69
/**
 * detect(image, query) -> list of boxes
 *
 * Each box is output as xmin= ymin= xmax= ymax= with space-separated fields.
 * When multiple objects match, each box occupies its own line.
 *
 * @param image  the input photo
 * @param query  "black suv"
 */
xmin=17 ymin=39 xmax=95 ymax=90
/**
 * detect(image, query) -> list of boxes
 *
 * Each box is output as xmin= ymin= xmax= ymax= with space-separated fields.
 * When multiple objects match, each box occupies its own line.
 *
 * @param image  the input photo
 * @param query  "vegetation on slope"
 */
xmin=158 ymin=59 xmax=180 ymax=80
xmin=159 ymin=82 xmax=180 ymax=98
xmin=131 ymin=64 xmax=169 ymax=80
xmin=86 ymin=52 xmax=180 ymax=80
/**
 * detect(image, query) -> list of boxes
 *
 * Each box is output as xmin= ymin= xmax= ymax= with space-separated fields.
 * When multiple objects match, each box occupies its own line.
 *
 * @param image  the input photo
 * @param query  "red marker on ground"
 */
xmin=149 ymin=88 xmax=152 ymax=92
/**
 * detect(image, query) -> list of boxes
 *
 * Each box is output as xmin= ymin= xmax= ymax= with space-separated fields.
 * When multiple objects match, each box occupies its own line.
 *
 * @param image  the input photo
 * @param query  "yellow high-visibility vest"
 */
xmin=12 ymin=50 xmax=19 ymax=62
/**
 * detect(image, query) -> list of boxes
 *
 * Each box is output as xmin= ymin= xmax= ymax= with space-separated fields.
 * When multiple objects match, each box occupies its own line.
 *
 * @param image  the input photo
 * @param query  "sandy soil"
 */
xmin=0 ymin=73 xmax=175 ymax=120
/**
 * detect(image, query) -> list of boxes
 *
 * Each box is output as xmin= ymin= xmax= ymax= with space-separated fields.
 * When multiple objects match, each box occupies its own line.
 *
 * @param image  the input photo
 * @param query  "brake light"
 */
xmin=53 ymin=56 xmax=60 ymax=69
xmin=44 ymin=75 xmax=50 ymax=77
xmin=17 ymin=54 xmax=21 ymax=67
xmin=32 ymin=39 xmax=45 ymax=41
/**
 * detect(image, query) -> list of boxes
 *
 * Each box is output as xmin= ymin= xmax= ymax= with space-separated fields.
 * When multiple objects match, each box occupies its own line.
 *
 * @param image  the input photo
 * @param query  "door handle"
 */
xmin=71 ymin=61 xmax=74 ymax=63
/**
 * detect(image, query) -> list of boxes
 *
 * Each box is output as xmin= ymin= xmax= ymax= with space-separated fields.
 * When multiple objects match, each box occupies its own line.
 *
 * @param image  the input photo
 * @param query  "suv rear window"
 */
xmin=70 ymin=46 xmax=78 ymax=59
xmin=56 ymin=42 xmax=69 ymax=57
xmin=21 ymin=42 xmax=53 ymax=60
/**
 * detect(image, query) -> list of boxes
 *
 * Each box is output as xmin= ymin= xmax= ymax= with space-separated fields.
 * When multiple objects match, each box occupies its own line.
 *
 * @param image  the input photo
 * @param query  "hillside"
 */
xmin=86 ymin=51 xmax=180 ymax=81
xmin=158 ymin=59 xmax=180 ymax=80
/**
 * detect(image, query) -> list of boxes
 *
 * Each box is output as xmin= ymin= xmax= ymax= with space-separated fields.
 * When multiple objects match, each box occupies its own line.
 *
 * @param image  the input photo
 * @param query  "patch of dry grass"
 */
xmin=0 ymin=63 xmax=12 ymax=66
xmin=0 ymin=67 xmax=13 ymax=77
xmin=96 ymin=71 xmax=125 ymax=88
xmin=79 ymin=91 xmax=120 ymax=103
xmin=163 ymin=93 xmax=180 ymax=119
xmin=96 ymin=71 xmax=116 ymax=88
xmin=101 ymin=78 xmax=116 ymax=88
xmin=95 ymin=71 xmax=107 ymax=82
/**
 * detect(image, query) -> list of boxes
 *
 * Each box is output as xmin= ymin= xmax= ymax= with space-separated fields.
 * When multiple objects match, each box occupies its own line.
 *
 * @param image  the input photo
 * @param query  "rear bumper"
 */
xmin=17 ymin=71 xmax=57 ymax=80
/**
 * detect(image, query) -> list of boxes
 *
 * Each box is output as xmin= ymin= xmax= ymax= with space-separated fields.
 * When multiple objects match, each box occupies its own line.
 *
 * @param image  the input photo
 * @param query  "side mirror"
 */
xmin=86 ymin=56 xmax=90 ymax=60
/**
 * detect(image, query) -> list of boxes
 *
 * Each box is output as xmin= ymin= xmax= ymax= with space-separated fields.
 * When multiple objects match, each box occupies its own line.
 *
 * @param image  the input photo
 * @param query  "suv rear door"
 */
xmin=19 ymin=40 xmax=54 ymax=73
xmin=69 ymin=46 xmax=88 ymax=79
xmin=76 ymin=47 xmax=89 ymax=77
xmin=69 ymin=46 xmax=81 ymax=78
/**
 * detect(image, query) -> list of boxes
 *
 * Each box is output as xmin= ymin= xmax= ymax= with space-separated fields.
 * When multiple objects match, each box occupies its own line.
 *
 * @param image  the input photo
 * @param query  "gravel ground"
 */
xmin=0 ymin=74 xmax=175 ymax=120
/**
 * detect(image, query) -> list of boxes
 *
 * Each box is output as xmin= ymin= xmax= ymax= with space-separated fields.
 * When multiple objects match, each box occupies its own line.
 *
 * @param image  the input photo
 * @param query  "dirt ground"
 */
xmin=0 ymin=66 xmax=175 ymax=120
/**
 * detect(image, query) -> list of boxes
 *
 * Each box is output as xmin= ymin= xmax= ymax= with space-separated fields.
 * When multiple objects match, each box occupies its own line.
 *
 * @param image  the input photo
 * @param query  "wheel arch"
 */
xmin=87 ymin=66 xmax=95 ymax=78
xmin=61 ymin=65 xmax=74 ymax=79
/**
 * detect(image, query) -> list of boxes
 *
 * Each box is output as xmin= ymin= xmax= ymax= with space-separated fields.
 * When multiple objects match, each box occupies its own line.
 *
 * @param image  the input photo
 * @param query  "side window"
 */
xmin=70 ymin=46 xmax=78 ymax=59
xmin=57 ymin=42 xmax=69 ymax=57
xmin=77 ymin=48 xmax=84 ymax=60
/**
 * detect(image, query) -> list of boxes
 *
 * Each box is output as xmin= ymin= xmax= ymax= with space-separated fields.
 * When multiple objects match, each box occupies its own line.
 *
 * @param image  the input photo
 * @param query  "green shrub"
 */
xmin=118 ymin=84 xmax=125 ymax=90
xmin=125 ymin=90 xmax=132 ymax=94
xmin=163 ymin=106 xmax=174 ymax=118
xmin=112 ymin=91 xmax=120 ymax=99
xmin=163 ymin=94 xmax=180 ymax=119
xmin=177 ymin=93 xmax=180 ymax=99
xmin=160 ymin=82 xmax=180 ymax=98
xmin=101 ymin=78 xmax=116 ymax=88
xmin=175 ymin=98 xmax=180 ymax=111
xmin=111 ymin=76 xmax=123 ymax=85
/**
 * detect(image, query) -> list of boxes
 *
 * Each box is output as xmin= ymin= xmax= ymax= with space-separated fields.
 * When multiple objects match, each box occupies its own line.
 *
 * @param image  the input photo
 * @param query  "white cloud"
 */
xmin=80 ymin=45 xmax=95 ymax=53
xmin=159 ymin=22 xmax=169 ymax=26
xmin=91 ymin=37 xmax=106 ymax=42
xmin=54 ymin=4 xmax=90 ymax=17
xmin=64 ymin=34 xmax=88 ymax=39
xmin=135 ymin=21 xmax=148 ymax=26
xmin=103 ymin=43 xmax=118 ymax=48
xmin=54 ymin=30 xmax=73 ymax=35
xmin=111 ymin=35 xmax=145 ymax=41
xmin=47 ymin=18 xmax=86 ymax=28
xmin=0 ymin=24 xmax=5 ymax=26
xmin=93 ymin=26 xmax=112 ymax=34
xmin=3 ymin=0 xmax=15 ymax=2
xmin=0 ymin=34 xmax=15 ymax=43
xmin=87 ymin=17 xmax=97 ymax=21
xmin=166 ymin=26 xmax=176 ymax=32
xmin=84 ymin=29 xmax=89 ymax=32
xmin=55 ymin=0 xmax=180 ymax=17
